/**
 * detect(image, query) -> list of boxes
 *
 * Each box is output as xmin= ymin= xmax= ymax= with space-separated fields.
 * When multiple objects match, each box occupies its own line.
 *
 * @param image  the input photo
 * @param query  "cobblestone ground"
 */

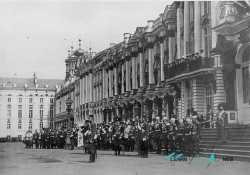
xmin=0 ymin=142 xmax=249 ymax=175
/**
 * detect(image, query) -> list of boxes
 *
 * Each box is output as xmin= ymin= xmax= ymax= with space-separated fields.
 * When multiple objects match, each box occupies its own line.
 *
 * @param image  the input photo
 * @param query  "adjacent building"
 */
xmin=55 ymin=1 xmax=250 ymax=128
xmin=0 ymin=74 xmax=63 ymax=139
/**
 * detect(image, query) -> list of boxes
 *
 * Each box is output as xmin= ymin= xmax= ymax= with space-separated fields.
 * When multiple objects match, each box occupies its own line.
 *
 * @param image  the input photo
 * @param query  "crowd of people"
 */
xmin=23 ymin=104 xmax=229 ymax=164
xmin=23 ymin=127 xmax=79 ymax=150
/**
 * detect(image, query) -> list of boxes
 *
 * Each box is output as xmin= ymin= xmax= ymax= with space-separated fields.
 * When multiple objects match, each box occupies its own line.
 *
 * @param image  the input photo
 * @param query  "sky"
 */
xmin=0 ymin=0 xmax=173 ymax=80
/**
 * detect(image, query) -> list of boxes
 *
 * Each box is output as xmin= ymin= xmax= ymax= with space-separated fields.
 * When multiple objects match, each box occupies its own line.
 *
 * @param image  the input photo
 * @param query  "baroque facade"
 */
xmin=0 ymin=74 xmax=63 ymax=139
xmin=54 ymin=1 xmax=250 ymax=128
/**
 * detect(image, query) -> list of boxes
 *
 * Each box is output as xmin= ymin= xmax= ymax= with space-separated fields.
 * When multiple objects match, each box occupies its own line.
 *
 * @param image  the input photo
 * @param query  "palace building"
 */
xmin=0 ymin=74 xmax=63 ymax=139
xmin=54 ymin=1 xmax=250 ymax=128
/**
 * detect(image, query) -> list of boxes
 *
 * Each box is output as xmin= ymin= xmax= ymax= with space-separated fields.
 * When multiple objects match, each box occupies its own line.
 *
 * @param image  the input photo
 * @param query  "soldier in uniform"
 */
xmin=112 ymin=118 xmax=124 ymax=155
xmin=33 ymin=129 xmax=39 ymax=149
xmin=139 ymin=116 xmax=149 ymax=158
xmin=148 ymin=120 xmax=154 ymax=152
xmin=133 ymin=119 xmax=141 ymax=156
xmin=176 ymin=118 xmax=185 ymax=154
xmin=184 ymin=118 xmax=193 ymax=156
xmin=82 ymin=117 xmax=97 ymax=163
xmin=50 ymin=129 xmax=56 ymax=149
xmin=168 ymin=118 xmax=177 ymax=152
xmin=128 ymin=122 xmax=135 ymax=151
xmin=96 ymin=124 xmax=101 ymax=150
xmin=153 ymin=116 xmax=162 ymax=154
xmin=192 ymin=115 xmax=201 ymax=153
xmin=161 ymin=116 xmax=170 ymax=155
xmin=38 ymin=130 xmax=43 ymax=148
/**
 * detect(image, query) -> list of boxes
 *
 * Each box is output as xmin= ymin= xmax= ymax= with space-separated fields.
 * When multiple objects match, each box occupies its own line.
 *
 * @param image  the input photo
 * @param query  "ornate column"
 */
xmin=82 ymin=75 xmax=85 ymax=105
xmin=89 ymin=70 xmax=93 ymax=103
xmin=177 ymin=6 xmax=181 ymax=59
xmin=125 ymin=55 xmax=131 ymax=92
xmin=121 ymin=59 xmax=125 ymax=93
xmin=102 ymin=68 xmax=105 ymax=99
xmin=184 ymin=1 xmax=190 ymax=56
xmin=106 ymin=68 xmax=109 ymax=98
xmin=138 ymin=41 xmax=144 ymax=87
xmin=85 ymin=73 xmax=89 ymax=104
xmin=160 ymin=32 xmax=165 ymax=82
xmin=168 ymin=23 xmax=175 ymax=63
xmin=148 ymin=36 xmax=154 ymax=85
xmin=108 ymin=67 xmax=113 ymax=97
xmin=194 ymin=1 xmax=201 ymax=53
xmin=114 ymin=63 xmax=118 ymax=96
xmin=131 ymin=48 xmax=138 ymax=90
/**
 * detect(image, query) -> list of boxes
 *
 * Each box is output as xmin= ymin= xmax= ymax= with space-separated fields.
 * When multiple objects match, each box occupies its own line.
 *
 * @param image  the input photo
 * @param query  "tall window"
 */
xmin=40 ymin=106 xmax=43 ymax=118
xmin=60 ymin=101 xmax=62 ymax=113
xmin=50 ymin=121 xmax=53 ymax=129
xmin=19 ymin=98 xmax=22 ymax=103
xmin=7 ymin=119 xmax=11 ymax=129
xmin=18 ymin=105 xmax=22 ymax=118
xmin=29 ymin=98 xmax=33 ymax=103
xmin=18 ymin=119 xmax=22 ymax=129
xmin=204 ymin=1 xmax=211 ymax=15
xmin=204 ymin=24 xmax=212 ymax=57
xmin=187 ymin=88 xmax=193 ymax=110
xmin=8 ymin=97 xmax=11 ymax=102
xmin=40 ymin=98 xmax=43 ymax=103
xmin=40 ymin=120 xmax=43 ymax=129
xmin=29 ymin=120 xmax=32 ymax=130
xmin=50 ymin=106 xmax=53 ymax=119
xmin=206 ymin=84 xmax=214 ymax=113
xmin=7 ymin=105 xmax=11 ymax=118
xmin=50 ymin=98 xmax=54 ymax=103
xmin=29 ymin=106 xmax=33 ymax=118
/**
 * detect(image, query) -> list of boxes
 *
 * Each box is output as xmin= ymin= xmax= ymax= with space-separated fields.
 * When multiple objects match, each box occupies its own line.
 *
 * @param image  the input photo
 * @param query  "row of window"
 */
xmin=7 ymin=119 xmax=54 ymax=130
xmin=7 ymin=105 xmax=53 ymax=119
xmin=7 ymin=98 xmax=54 ymax=103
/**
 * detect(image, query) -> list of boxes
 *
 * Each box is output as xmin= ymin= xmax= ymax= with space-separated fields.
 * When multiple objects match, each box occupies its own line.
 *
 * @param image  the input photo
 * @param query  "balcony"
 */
xmin=164 ymin=56 xmax=214 ymax=82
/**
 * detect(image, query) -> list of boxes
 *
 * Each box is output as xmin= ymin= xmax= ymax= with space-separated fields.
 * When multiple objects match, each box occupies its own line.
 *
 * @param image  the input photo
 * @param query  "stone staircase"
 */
xmin=200 ymin=126 xmax=250 ymax=162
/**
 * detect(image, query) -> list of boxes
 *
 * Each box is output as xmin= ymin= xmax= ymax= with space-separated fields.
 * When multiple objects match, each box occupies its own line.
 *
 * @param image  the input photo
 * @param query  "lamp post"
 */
xmin=65 ymin=97 xmax=73 ymax=127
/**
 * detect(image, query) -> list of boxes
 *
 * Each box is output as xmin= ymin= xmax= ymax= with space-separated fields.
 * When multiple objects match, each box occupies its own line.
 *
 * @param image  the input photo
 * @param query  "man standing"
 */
xmin=133 ymin=119 xmax=141 ymax=156
xmin=161 ymin=116 xmax=170 ymax=155
xmin=140 ymin=116 xmax=149 ymax=158
xmin=112 ymin=118 xmax=124 ymax=155
xmin=33 ymin=129 xmax=39 ymax=149
xmin=83 ymin=116 xmax=97 ymax=163
xmin=153 ymin=116 xmax=162 ymax=154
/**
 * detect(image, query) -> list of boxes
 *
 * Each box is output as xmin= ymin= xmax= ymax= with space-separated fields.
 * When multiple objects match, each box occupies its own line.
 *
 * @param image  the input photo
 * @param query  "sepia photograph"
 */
xmin=0 ymin=0 xmax=250 ymax=174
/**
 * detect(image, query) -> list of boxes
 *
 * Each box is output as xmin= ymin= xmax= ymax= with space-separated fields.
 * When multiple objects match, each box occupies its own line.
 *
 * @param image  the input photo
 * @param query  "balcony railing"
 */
xmin=164 ymin=56 xmax=214 ymax=79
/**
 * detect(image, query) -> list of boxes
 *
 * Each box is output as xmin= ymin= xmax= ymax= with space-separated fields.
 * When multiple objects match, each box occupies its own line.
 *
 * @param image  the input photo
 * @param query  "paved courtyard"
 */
xmin=0 ymin=142 xmax=249 ymax=175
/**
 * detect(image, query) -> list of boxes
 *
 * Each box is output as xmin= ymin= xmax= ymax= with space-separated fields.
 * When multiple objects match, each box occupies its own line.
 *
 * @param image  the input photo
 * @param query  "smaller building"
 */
xmin=0 ymin=73 xmax=64 ymax=139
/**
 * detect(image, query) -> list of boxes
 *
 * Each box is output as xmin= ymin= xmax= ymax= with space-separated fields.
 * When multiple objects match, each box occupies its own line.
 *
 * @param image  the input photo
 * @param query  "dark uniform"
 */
xmin=176 ymin=119 xmax=185 ymax=154
xmin=161 ymin=121 xmax=170 ymax=155
xmin=168 ymin=120 xmax=177 ymax=152
xmin=184 ymin=118 xmax=193 ymax=155
xmin=33 ymin=131 xmax=39 ymax=148
xmin=133 ymin=121 xmax=141 ymax=155
xmin=128 ymin=124 xmax=135 ymax=151
xmin=50 ymin=130 xmax=56 ymax=149
xmin=139 ymin=120 xmax=149 ymax=158
xmin=83 ymin=120 xmax=97 ymax=163
xmin=153 ymin=120 xmax=162 ymax=154
xmin=112 ymin=119 xmax=124 ymax=155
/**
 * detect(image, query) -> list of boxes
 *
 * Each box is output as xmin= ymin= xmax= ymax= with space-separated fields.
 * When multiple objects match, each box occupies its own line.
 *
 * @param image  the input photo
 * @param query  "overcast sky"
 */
xmin=0 ymin=0 xmax=173 ymax=80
